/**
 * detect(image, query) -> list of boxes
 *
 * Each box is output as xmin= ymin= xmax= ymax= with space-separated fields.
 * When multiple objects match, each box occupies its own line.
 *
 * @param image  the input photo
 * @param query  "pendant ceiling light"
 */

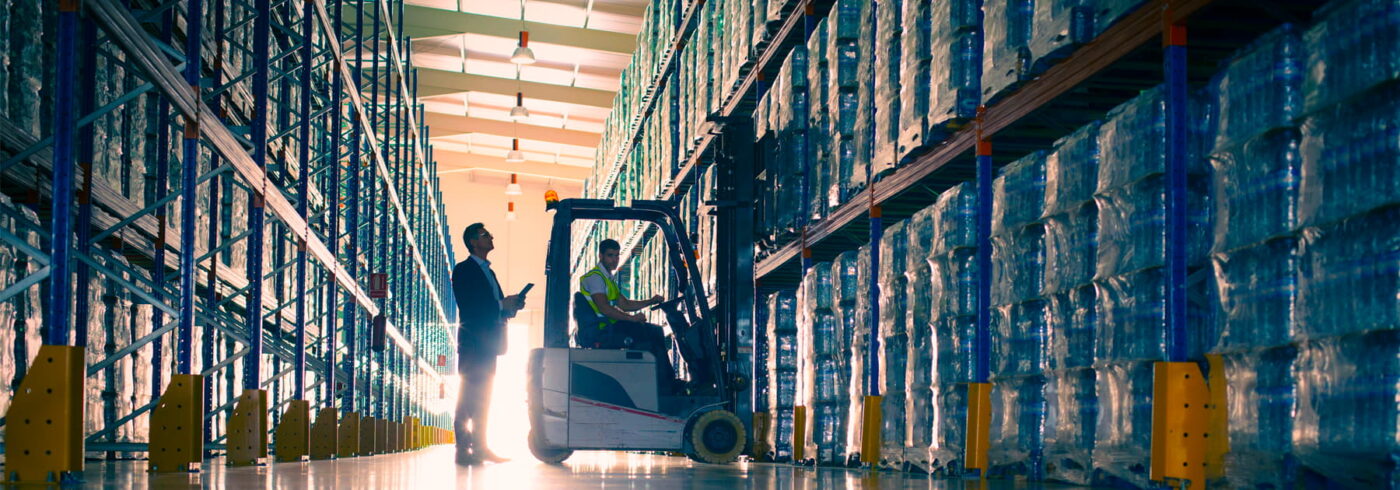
xmin=511 ymin=30 xmax=535 ymax=65
xmin=505 ymin=173 xmax=523 ymax=195
xmin=506 ymin=201 xmax=518 ymax=221
xmin=510 ymin=92 xmax=530 ymax=120
xmin=506 ymin=139 xmax=526 ymax=162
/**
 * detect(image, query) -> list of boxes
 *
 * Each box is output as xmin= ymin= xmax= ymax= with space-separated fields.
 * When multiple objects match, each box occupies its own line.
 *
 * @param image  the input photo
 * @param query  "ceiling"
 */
xmin=396 ymin=0 xmax=646 ymax=181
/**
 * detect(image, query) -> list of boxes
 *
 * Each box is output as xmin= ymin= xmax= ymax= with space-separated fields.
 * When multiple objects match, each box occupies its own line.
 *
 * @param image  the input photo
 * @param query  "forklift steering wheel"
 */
xmin=645 ymin=296 xmax=685 ymax=313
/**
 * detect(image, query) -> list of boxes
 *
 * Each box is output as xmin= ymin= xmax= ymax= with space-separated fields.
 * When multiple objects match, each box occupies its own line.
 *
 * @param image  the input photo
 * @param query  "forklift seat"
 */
xmin=573 ymin=291 xmax=631 ymax=349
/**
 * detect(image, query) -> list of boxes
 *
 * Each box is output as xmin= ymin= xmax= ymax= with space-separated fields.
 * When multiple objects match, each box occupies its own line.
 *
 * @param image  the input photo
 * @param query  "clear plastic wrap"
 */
xmin=808 ymin=20 xmax=832 ymax=222
xmin=1096 ymin=86 xmax=1211 ymax=192
xmin=988 ymin=375 xmax=1048 ymax=478
xmin=1042 ymin=201 xmax=1098 ymax=295
xmin=1218 ymin=346 xmax=1299 ymax=488
xmin=1043 ymin=121 xmax=1102 ymax=217
xmin=896 ymin=0 xmax=934 ymax=157
xmin=879 ymin=221 xmax=910 ymax=339
xmin=993 ymin=300 xmax=1049 ymax=377
xmin=845 ymin=245 xmax=874 ymax=463
xmin=929 ymin=381 xmax=969 ymax=474
xmin=1030 ymin=0 xmax=1093 ymax=72
xmin=1094 ymin=267 xmax=1218 ymax=364
xmin=905 ymin=207 xmax=937 ymax=467
xmin=755 ymin=292 xmax=773 ymax=415
xmin=924 ymin=0 xmax=982 ymax=144
xmin=931 ymin=248 xmax=980 ymax=319
xmin=1302 ymin=0 xmax=1400 ymax=114
xmin=992 ymin=224 xmax=1046 ymax=305
xmin=1047 ymin=284 xmax=1098 ymax=371
xmin=1092 ymin=0 xmax=1144 ymax=36
xmin=1297 ymin=83 xmax=1400 ymax=228
xmin=1091 ymin=361 xmax=1156 ymax=488
xmin=872 ymin=0 xmax=904 ymax=177
xmin=981 ymin=0 xmax=1033 ymax=104
xmin=1296 ymin=206 xmax=1400 ymax=339
xmin=934 ymin=314 xmax=979 ymax=385
xmin=992 ymin=150 xmax=1048 ymax=237
xmin=1094 ymin=173 xmax=1213 ymax=278
xmin=1211 ymin=237 xmax=1299 ymax=351
xmin=1294 ymin=329 xmax=1400 ymax=488
xmin=800 ymin=263 xmax=843 ymax=464
xmin=1209 ymin=128 xmax=1301 ymax=254
xmin=1209 ymin=24 xmax=1303 ymax=153
xmin=878 ymin=222 xmax=910 ymax=464
xmin=827 ymin=0 xmax=873 ymax=209
xmin=1043 ymin=367 xmax=1098 ymax=485
xmin=931 ymin=182 xmax=979 ymax=254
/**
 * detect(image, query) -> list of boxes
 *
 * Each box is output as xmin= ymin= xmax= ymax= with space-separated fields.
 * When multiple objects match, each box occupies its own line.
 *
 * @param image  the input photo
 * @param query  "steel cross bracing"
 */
xmin=0 ymin=0 xmax=458 ymax=452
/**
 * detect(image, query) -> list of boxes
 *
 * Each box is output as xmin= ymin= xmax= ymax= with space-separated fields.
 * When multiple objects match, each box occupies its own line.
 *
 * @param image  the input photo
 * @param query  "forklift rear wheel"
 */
xmin=685 ymin=410 xmax=745 ymax=464
xmin=528 ymin=429 xmax=572 ymax=464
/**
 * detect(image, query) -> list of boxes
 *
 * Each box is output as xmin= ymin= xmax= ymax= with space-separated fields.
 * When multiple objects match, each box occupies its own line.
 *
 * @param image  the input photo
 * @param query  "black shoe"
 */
xmin=456 ymin=450 xmax=482 ymax=466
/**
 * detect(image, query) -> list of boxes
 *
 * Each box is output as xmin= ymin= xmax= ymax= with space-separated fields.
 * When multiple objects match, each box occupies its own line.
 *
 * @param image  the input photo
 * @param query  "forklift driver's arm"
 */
xmin=592 ymin=293 xmax=646 ymax=323
xmin=615 ymin=295 xmax=663 ymax=312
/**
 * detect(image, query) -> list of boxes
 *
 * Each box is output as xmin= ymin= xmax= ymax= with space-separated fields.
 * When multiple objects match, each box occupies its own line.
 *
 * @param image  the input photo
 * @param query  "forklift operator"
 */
xmin=579 ymin=239 xmax=681 ymax=391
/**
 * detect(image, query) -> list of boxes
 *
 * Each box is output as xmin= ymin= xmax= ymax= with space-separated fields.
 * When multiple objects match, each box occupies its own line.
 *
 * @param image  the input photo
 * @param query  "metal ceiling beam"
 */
xmin=423 ymin=112 xmax=601 ymax=147
xmin=398 ymin=4 xmax=637 ymax=55
xmin=435 ymin=150 xmax=591 ymax=180
xmin=414 ymin=68 xmax=615 ymax=108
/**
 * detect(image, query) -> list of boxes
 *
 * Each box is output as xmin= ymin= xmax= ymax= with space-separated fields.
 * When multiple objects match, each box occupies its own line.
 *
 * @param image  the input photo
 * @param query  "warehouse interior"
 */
xmin=0 ymin=0 xmax=1396 ymax=487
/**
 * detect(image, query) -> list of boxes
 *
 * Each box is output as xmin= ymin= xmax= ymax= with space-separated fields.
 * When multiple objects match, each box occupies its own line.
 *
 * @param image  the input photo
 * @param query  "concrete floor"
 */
xmin=75 ymin=447 xmax=1074 ymax=489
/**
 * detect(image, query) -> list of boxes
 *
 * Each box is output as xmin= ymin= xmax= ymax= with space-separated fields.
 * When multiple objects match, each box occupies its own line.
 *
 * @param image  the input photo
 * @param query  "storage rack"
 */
xmin=0 ymin=0 xmax=456 ymax=469
xmin=576 ymin=0 xmax=1353 ymax=483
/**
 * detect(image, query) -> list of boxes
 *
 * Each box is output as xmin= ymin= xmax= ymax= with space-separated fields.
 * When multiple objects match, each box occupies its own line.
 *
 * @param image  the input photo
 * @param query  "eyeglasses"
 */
xmin=477 ymin=231 xmax=493 ymax=240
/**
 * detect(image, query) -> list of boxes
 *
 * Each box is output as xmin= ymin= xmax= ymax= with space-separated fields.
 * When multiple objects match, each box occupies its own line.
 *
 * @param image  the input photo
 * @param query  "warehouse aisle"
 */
xmin=74 ymin=447 xmax=1073 ymax=488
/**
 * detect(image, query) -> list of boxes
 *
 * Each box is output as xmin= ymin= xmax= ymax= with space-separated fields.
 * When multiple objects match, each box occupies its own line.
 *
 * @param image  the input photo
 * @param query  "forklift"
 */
xmin=527 ymin=198 xmax=747 ymax=464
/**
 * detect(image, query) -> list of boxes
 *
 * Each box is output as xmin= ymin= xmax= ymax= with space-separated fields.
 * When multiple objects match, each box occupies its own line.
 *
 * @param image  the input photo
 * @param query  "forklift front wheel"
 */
xmin=686 ymin=410 xmax=745 ymax=464
xmin=528 ymin=429 xmax=572 ymax=464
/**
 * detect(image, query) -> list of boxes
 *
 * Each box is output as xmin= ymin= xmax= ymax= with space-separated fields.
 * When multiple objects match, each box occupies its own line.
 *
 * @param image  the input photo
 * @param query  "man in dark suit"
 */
xmin=452 ymin=223 xmax=523 ymax=465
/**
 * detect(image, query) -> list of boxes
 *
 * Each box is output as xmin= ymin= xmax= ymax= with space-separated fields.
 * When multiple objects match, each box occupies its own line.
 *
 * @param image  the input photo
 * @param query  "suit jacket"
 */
xmin=453 ymin=257 xmax=507 ymax=360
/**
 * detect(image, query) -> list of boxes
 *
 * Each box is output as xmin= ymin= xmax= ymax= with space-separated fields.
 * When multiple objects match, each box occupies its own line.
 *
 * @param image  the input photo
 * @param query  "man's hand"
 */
xmin=628 ymin=313 xmax=647 ymax=323
xmin=502 ymin=294 xmax=524 ymax=312
xmin=648 ymin=295 xmax=664 ymax=306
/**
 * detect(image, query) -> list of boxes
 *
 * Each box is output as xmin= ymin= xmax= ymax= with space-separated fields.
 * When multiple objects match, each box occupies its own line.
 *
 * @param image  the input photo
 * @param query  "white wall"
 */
xmin=439 ymin=170 xmax=583 ymax=350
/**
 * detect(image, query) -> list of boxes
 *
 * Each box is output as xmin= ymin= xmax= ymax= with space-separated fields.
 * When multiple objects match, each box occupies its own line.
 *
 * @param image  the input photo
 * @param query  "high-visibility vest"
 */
xmin=579 ymin=266 xmax=620 ymax=328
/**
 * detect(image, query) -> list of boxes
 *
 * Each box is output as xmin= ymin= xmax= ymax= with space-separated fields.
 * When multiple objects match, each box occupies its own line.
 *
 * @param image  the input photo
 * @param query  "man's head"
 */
xmin=463 ymin=223 xmax=494 ymax=256
xmin=598 ymin=239 xmax=621 ymax=272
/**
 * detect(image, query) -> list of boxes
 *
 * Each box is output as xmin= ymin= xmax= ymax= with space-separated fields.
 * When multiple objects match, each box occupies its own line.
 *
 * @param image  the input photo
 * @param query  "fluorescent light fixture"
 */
xmin=511 ymin=31 xmax=536 ymax=65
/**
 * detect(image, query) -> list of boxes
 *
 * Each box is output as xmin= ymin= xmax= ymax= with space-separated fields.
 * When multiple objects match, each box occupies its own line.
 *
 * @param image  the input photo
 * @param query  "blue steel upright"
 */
xmin=975 ymin=142 xmax=992 ymax=383
xmin=73 ymin=13 xmax=98 ymax=349
xmin=150 ymin=11 xmax=175 ymax=396
xmin=293 ymin=0 xmax=316 ymax=396
xmin=178 ymin=0 xmax=205 ymax=375
xmin=246 ymin=0 xmax=272 ymax=391
xmin=47 ymin=0 xmax=80 ymax=347
xmin=325 ymin=0 xmax=348 ymax=409
xmin=1164 ymin=30 xmax=1190 ymax=363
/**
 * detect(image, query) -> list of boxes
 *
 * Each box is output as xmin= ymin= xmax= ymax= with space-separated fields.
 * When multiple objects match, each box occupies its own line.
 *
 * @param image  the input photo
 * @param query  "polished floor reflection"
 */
xmin=80 ymin=447 xmax=1080 ymax=488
